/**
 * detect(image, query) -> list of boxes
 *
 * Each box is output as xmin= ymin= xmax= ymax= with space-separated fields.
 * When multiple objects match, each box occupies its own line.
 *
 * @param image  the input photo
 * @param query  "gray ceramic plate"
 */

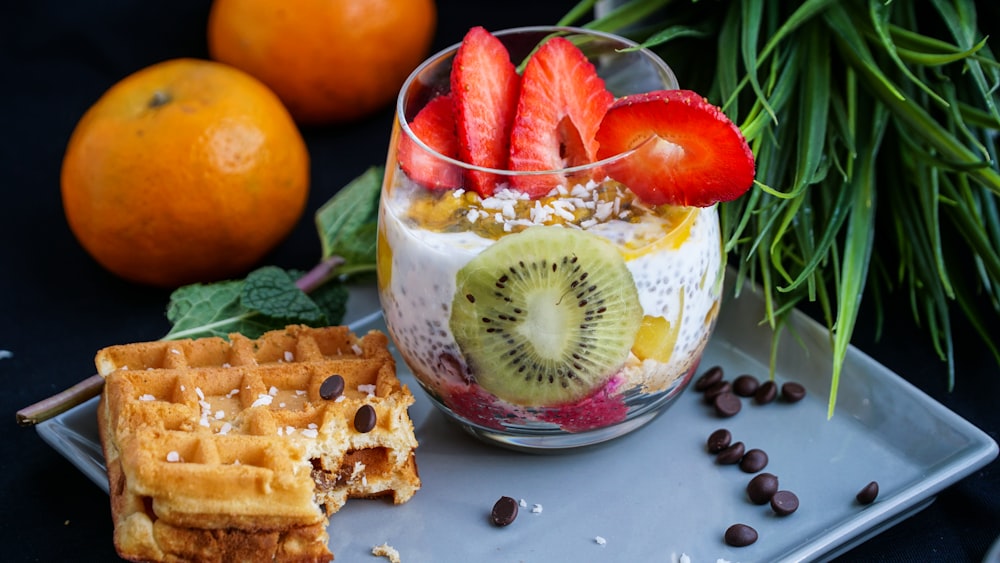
xmin=38 ymin=279 xmax=997 ymax=562
xmin=986 ymin=534 xmax=1000 ymax=563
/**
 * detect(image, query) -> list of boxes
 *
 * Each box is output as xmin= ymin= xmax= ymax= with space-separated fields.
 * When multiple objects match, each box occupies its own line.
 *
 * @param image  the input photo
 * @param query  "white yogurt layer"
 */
xmin=377 ymin=170 xmax=723 ymax=413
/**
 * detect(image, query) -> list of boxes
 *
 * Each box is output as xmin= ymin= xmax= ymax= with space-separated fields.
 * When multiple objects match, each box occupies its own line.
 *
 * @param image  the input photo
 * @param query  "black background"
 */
xmin=2 ymin=1 xmax=998 ymax=561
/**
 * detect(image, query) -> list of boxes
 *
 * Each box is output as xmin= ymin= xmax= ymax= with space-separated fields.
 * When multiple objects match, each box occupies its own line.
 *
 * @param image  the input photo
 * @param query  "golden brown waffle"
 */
xmin=97 ymin=325 xmax=420 ymax=562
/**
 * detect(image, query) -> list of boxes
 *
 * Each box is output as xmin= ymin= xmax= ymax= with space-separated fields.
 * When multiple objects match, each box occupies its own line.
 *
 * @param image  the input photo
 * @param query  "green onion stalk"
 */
xmin=560 ymin=0 xmax=1000 ymax=416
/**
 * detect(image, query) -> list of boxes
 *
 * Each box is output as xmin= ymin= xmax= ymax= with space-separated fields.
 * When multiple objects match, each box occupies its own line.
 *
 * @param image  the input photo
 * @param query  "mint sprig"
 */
xmin=162 ymin=165 xmax=382 ymax=340
xmin=18 ymin=167 xmax=383 ymax=425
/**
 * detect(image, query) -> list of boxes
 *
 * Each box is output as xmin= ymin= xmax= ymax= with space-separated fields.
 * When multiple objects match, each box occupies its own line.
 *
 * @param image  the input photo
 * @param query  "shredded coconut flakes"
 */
xmin=371 ymin=543 xmax=401 ymax=563
xmin=251 ymin=394 xmax=273 ymax=408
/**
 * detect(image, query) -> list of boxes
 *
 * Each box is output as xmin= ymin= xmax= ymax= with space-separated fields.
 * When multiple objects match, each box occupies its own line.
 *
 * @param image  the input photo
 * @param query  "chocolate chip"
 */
xmin=856 ymin=481 xmax=879 ymax=505
xmin=707 ymin=428 xmax=732 ymax=453
xmin=754 ymin=380 xmax=778 ymax=404
xmin=732 ymin=374 xmax=760 ymax=397
xmin=716 ymin=441 xmax=745 ymax=465
xmin=739 ymin=448 xmax=769 ymax=473
xmin=703 ymin=380 xmax=732 ymax=404
xmin=747 ymin=473 xmax=779 ymax=505
xmin=319 ymin=374 xmax=345 ymax=400
xmin=694 ymin=365 xmax=724 ymax=391
xmin=724 ymin=523 xmax=758 ymax=547
xmin=770 ymin=490 xmax=799 ymax=516
xmin=713 ymin=391 xmax=742 ymax=417
xmin=354 ymin=404 xmax=377 ymax=433
xmin=781 ymin=381 xmax=807 ymax=403
xmin=490 ymin=496 xmax=519 ymax=526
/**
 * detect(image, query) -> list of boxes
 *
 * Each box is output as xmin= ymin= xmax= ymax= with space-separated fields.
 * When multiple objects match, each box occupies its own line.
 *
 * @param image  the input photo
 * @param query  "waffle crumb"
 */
xmin=372 ymin=543 xmax=401 ymax=562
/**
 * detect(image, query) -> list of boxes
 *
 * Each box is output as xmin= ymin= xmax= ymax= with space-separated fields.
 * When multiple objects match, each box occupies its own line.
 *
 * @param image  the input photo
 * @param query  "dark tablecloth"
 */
xmin=3 ymin=1 xmax=998 ymax=561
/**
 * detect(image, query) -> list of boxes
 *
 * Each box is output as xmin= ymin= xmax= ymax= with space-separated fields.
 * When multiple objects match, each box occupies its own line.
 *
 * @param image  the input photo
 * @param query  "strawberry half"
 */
xmin=451 ymin=26 xmax=521 ymax=197
xmin=595 ymin=89 xmax=755 ymax=207
xmin=508 ymin=36 xmax=614 ymax=198
xmin=398 ymin=94 xmax=462 ymax=190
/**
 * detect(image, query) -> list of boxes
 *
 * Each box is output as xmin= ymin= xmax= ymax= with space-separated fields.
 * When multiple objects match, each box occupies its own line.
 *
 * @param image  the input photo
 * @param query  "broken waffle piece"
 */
xmin=96 ymin=325 xmax=420 ymax=562
xmin=372 ymin=543 xmax=402 ymax=563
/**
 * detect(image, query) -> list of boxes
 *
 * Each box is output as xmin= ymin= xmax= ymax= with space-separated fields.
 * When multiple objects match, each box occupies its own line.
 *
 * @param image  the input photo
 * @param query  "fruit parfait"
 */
xmin=377 ymin=26 xmax=754 ymax=450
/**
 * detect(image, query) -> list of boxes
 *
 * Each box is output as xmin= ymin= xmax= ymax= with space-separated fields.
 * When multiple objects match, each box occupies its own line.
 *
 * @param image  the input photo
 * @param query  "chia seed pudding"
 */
xmin=377 ymin=172 xmax=723 ymax=435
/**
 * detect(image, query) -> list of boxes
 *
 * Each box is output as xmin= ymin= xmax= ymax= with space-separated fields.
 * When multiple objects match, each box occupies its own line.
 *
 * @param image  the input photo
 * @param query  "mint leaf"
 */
xmin=164 ymin=278 xmax=281 ymax=340
xmin=241 ymin=266 xmax=325 ymax=323
xmin=340 ymin=221 xmax=378 ymax=268
xmin=163 ymin=266 xmax=346 ymax=341
xmin=309 ymin=279 xmax=350 ymax=326
xmin=316 ymin=165 xmax=382 ymax=263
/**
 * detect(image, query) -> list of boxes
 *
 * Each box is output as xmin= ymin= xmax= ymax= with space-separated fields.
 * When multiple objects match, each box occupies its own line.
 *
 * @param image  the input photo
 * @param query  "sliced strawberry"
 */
xmin=451 ymin=26 xmax=521 ymax=197
xmin=397 ymin=94 xmax=462 ymax=190
xmin=508 ymin=36 xmax=614 ymax=198
xmin=595 ymin=89 xmax=755 ymax=207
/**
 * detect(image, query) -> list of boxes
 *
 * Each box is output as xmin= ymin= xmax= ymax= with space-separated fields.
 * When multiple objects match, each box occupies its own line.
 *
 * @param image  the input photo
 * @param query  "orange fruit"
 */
xmin=207 ymin=0 xmax=437 ymax=125
xmin=61 ymin=58 xmax=310 ymax=288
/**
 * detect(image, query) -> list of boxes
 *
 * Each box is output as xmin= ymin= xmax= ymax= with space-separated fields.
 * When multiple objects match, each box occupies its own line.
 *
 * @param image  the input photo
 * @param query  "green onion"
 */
xmin=564 ymin=0 xmax=1000 ymax=415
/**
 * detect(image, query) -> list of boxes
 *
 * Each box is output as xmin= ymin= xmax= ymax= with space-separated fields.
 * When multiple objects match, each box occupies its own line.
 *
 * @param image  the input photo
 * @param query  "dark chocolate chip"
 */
xmin=732 ymin=374 xmax=760 ymax=397
xmin=724 ymin=523 xmax=758 ymax=547
xmin=739 ymin=448 xmax=769 ymax=473
xmin=747 ymin=473 xmax=779 ymax=505
xmin=319 ymin=374 xmax=345 ymax=400
xmin=770 ymin=490 xmax=799 ymax=516
xmin=491 ymin=496 xmax=519 ymax=526
xmin=354 ymin=404 xmax=377 ymax=433
xmin=694 ymin=365 xmax=724 ymax=392
xmin=707 ymin=428 xmax=732 ymax=453
xmin=716 ymin=441 xmax=745 ymax=465
xmin=713 ymin=391 xmax=742 ymax=417
xmin=781 ymin=381 xmax=807 ymax=403
xmin=703 ymin=380 xmax=732 ymax=404
xmin=754 ymin=380 xmax=778 ymax=404
xmin=856 ymin=481 xmax=879 ymax=505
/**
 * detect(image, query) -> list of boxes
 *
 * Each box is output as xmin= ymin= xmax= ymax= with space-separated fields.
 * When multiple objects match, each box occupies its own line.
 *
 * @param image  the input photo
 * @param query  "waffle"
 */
xmin=96 ymin=325 xmax=420 ymax=562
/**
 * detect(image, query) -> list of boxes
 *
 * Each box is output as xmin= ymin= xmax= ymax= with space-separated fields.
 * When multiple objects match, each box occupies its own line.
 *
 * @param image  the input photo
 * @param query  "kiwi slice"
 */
xmin=449 ymin=226 xmax=642 ymax=406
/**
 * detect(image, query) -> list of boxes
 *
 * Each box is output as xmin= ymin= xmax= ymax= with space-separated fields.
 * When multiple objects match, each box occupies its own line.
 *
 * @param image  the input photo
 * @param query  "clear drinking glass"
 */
xmin=377 ymin=26 xmax=724 ymax=451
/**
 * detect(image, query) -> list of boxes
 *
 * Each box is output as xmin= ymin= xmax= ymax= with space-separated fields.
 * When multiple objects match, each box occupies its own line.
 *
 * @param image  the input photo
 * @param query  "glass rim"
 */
xmin=395 ymin=25 xmax=676 ymax=178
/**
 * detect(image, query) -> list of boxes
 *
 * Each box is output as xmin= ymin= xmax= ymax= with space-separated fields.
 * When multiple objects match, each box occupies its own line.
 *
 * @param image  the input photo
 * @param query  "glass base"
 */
xmin=424 ymin=381 xmax=692 ymax=453
xmin=454 ymin=403 xmax=676 ymax=452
